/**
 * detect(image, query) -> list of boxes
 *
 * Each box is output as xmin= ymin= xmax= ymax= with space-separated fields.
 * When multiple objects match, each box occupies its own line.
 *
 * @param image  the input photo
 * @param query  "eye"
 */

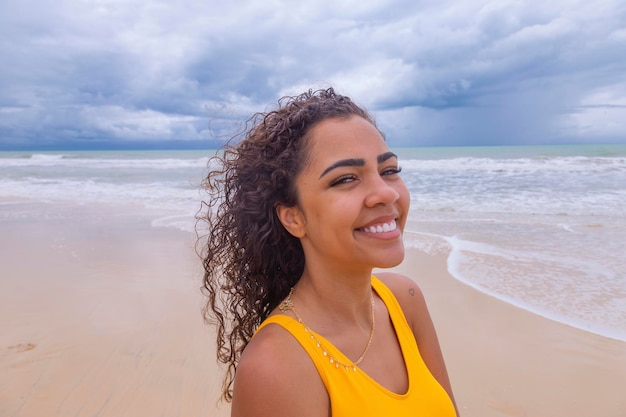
xmin=381 ymin=166 xmax=402 ymax=176
xmin=330 ymin=174 xmax=357 ymax=187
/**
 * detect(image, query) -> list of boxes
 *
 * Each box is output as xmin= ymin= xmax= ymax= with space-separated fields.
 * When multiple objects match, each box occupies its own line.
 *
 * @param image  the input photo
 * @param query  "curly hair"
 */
xmin=198 ymin=87 xmax=376 ymax=402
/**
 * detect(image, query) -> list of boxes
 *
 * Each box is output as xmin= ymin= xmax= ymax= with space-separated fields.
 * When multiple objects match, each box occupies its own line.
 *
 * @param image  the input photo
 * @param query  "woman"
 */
xmin=200 ymin=88 xmax=458 ymax=416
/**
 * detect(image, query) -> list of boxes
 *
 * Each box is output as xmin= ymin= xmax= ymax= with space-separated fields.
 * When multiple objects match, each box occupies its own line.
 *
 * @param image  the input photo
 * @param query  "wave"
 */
xmin=400 ymin=156 xmax=626 ymax=174
xmin=3 ymin=152 xmax=624 ymax=174
xmin=29 ymin=153 xmax=71 ymax=160
xmin=404 ymin=231 xmax=626 ymax=343
xmin=0 ymin=155 xmax=213 ymax=170
xmin=151 ymin=214 xmax=196 ymax=233
xmin=0 ymin=177 xmax=202 ymax=211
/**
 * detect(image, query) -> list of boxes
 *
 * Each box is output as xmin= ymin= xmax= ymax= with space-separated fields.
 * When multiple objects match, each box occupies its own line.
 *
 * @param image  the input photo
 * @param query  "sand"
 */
xmin=0 ymin=203 xmax=230 ymax=417
xmin=1 ymin=201 xmax=625 ymax=417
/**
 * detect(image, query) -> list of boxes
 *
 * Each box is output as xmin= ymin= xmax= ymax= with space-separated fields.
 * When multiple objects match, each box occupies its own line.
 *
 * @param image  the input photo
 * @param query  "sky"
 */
xmin=1 ymin=0 xmax=625 ymax=150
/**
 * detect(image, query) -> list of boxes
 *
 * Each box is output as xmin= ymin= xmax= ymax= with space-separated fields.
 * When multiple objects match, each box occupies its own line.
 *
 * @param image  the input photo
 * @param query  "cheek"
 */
xmin=397 ymin=182 xmax=411 ymax=220
xmin=397 ymin=179 xmax=410 ymax=204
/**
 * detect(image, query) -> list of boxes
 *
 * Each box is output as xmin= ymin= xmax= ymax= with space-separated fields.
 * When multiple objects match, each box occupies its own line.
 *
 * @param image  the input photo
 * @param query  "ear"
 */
xmin=275 ymin=204 xmax=306 ymax=238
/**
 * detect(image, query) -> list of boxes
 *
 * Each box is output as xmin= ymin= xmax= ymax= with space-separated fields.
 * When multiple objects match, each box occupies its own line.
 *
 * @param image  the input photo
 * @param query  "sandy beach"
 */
xmin=1 ymin=202 xmax=625 ymax=417
xmin=0 ymin=203 xmax=230 ymax=417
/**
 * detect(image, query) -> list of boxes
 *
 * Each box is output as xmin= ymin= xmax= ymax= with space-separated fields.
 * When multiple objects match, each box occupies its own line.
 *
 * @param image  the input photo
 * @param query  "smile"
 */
xmin=361 ymin=220 xmax=397 ymax=234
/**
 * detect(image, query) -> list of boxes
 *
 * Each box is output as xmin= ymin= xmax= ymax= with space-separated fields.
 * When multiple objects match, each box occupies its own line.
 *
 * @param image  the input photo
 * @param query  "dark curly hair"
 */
xmin=198 ymin=87 xmax=376 ymax=402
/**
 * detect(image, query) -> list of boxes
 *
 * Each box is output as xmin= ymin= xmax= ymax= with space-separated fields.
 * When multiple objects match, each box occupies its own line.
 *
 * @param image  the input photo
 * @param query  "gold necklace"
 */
xmin=279 ymin=287 xmax=375 ymax=372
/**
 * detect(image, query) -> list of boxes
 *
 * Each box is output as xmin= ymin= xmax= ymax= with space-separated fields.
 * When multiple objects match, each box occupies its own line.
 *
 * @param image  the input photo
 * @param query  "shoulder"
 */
xmin=374 ymin=271 xmax=424 ymax=300
xmin=231 ymin=320 xmax=329 ymax=417
xmin=374 ymin=271 xmax=440 ymax=350
xmin=374 ymin=272 xmax=428 ymax=330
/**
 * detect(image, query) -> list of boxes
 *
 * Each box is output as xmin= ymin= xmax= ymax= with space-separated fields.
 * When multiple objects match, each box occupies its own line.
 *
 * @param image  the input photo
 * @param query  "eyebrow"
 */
xmin=319 ymin=152 xmax=398 ymax=179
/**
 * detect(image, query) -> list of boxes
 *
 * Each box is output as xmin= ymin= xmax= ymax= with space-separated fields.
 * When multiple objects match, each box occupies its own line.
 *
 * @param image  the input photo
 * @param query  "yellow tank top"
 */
xmin=255 ymin=276 xmax=456 ymax=416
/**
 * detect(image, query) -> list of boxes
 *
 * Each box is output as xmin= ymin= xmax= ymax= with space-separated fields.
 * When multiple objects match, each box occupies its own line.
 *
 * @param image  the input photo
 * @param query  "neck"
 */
xmin=293 ymin=264 xmax=374 ymax=327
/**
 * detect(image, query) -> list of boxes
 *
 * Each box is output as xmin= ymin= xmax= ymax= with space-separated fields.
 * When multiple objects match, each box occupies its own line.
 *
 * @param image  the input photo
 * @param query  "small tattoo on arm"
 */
xmin=408 ymin=288 xmax=415 ymax=296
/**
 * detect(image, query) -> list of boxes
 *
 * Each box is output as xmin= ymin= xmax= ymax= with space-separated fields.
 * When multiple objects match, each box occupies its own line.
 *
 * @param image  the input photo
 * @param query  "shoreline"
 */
xmin=402 ymin=224 xmax=626 ymax=345
xmin=1 ymin=201 xmax=625 ymax=416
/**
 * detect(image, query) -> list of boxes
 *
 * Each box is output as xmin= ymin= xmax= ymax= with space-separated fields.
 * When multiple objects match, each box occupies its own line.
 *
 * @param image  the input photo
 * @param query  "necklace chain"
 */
xmin=279 ymin=287 xmax=376 ymax=372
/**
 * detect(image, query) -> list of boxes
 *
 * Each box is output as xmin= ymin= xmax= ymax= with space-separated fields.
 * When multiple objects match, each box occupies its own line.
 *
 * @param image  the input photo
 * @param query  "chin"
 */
xmin=374 ymin=249 xmax=406 ymax=269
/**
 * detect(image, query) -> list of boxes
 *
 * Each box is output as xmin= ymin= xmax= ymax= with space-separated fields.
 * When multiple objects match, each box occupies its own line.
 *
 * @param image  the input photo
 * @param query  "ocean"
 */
xmin=1 ymin=144 xmax=625 ymax=342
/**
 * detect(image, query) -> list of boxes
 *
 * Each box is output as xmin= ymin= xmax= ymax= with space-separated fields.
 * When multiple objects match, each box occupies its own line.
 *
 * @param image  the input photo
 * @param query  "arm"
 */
xmin=376 ymin=272 xmax=459 ymax=416
xmin=231 ymin=324 xmax=329 ymax=417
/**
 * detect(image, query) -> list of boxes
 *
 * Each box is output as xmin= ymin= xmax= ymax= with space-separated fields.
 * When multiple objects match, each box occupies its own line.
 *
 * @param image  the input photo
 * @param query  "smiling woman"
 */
xmin=197 ymin=88 xmax=458 ymax=417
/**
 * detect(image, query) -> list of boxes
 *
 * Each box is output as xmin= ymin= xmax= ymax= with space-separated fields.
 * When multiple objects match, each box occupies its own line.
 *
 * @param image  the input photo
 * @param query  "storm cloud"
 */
xmin=1 ymin=0 xmax=625 ymax=149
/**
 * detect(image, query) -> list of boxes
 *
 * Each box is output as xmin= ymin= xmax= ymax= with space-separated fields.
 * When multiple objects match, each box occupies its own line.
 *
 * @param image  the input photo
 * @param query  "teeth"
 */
xmin=364 ymin=220 xmax=397 ymax=234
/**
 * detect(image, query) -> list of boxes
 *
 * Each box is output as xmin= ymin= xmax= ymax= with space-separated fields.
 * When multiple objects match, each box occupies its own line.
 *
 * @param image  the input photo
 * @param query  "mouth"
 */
xmin=358 ymin=219 xmax=398 ymax=234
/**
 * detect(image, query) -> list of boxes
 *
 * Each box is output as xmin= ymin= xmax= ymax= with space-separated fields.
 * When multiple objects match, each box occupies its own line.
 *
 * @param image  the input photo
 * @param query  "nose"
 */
xmin=364 ymin=175 xmax=400 ymax=207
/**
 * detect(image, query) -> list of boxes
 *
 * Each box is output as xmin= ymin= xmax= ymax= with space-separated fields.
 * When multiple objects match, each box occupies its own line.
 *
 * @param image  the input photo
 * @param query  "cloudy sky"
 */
xmin=1 ymin=0 xmax=625 ymax=150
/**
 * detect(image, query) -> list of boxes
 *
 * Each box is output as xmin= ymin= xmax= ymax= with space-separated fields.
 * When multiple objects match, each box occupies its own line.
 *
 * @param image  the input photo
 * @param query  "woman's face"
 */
xmin=283 ymin=115 xmax=410 ymax=273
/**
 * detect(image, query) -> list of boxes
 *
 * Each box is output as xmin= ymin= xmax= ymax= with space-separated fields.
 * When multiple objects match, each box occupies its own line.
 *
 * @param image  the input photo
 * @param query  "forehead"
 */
xmin=305 ymin=116 xmax=388 ymax=162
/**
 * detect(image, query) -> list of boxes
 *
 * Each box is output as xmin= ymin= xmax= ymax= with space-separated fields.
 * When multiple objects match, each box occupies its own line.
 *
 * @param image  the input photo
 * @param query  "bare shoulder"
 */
xmin=374 ymin=271 xmax=436 ymax=350
xmin=231 ymin=321 xmax=329 ymax=417
xmin=374 ymin=271 xmax=427 ymax=327
xmin=374 ymin=271 xmax=424 ymax=297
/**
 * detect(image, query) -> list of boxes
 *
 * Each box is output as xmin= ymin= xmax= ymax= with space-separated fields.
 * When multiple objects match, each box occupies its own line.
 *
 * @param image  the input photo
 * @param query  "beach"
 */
xmin=0 ymin=202 xmax=230 ymax=417
xmin=1 ymin=201 xmax=625 ymax=417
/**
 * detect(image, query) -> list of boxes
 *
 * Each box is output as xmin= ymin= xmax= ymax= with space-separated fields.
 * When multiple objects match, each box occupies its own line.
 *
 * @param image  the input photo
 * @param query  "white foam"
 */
xmin=0 ymin=152 xmax=214 ymax=170
xmin=438 ymin=233 xmax=626 ymax=342
xmin=0 ymin=177 xmax=202 ymax=212
xmin=401 ymin=155 xmax=626 ymax=174
xmin=557 ymin=223 xmax=576 ymax=233
xmin=401 ymin=155 xmax=626 ymax=218
xmin=30 ymin=153 xmax=70 ymax=161
xmin=151 ymin=214 xmax=197 ymax=233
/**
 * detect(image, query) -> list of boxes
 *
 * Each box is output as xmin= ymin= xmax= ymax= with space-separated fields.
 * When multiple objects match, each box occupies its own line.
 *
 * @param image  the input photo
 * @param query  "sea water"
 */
xmin=1 ymin=145 xmax=625 ymax=342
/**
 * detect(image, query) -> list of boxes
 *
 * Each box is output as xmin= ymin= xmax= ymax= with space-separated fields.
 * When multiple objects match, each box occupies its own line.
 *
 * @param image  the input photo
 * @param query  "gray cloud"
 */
xmin=1 ymin=0 xmax=624 ymax=149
